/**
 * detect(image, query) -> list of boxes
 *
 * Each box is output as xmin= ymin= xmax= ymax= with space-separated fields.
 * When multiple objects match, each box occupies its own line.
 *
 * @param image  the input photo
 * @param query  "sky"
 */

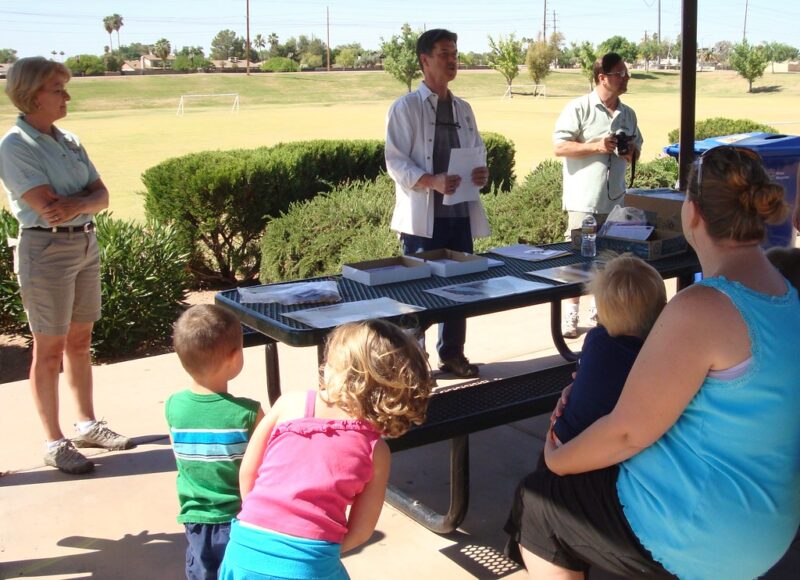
xmin=1 ymin=0 xmax=798 ymax=59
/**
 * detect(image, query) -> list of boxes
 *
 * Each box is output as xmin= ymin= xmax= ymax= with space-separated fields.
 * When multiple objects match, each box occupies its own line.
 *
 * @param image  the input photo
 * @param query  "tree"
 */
xmin=0 ymin=48 xmax=18 ymax=63
xmin=730 ymin=40 xmax=768 ymax=92
xmin=65 ymin=55 xmax=105 ymax=76
xmin=598 ymin=35 xmax=638 ymax=65
xmin=577 ymin=42 xmax=597 ymax=90
xmin=639 ymin=35 xmax=660 ymax=71
xmin=153 ymin=38 xmax=172 ymax=70
xmin=762 ymin=42 xmax=799 ymax=73
xmin=380 ymin=23 xmax=421 ymax=92
xmin=267 ymin=33 xmax=280 ymax=56
xmin=253 ymin=33 xmax=266 ymax=60
xmin=336 ymin=47 xmax=358 ymax=70
xmin=487 ymin=34 xmax=524 ymax=91
xmin=525 ymin=39 xmax=554 ymax=95
xmin=713 ymin=40 xmax=734 ymax=69
xmin=210 ymin=29 xmax=240 ymax=60
xmin=111 ymin=14 xmax=124 ymax=52
xmin=102 ymin=16 xmax=115 ymax=52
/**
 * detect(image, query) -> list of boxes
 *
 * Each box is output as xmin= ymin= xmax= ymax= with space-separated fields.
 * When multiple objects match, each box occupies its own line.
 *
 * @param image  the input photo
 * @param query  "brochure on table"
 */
xmin=489 ymin=243 xmax=571 ymax=261
xmin=529 ymin=263 xmax=595 ymax=284
xmin=443 ymin=147 xmax=485 ymax=205
xmin=424 ymin=275 xmax=552 ymax=303
xmin=283 ymin=297 xmax=424 ymax=329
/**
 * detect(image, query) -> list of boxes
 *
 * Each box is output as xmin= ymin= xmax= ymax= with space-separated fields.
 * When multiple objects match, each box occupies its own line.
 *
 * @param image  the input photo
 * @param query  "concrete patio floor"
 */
xmin=1 ymin=283 xmax=798 ymax=579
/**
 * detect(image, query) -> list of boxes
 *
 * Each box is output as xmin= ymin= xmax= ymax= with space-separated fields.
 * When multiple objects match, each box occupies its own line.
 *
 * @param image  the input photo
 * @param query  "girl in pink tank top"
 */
xmin=219 ymin=320 xmax=432 ymax=580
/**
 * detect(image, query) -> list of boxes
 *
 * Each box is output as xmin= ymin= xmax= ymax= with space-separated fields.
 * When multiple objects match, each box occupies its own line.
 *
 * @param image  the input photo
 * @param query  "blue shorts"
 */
xmin=219 ymin=520 xmax=348 ymax=580
xmin=185 ymin=521 xmax=231 ymax=580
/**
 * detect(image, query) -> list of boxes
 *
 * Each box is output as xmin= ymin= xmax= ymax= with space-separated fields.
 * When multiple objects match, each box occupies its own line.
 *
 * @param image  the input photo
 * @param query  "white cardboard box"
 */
xmin=342 ymin=256 xmax=432 ymax=286
xmin=407 ymin=249 xmax=489 ymax=277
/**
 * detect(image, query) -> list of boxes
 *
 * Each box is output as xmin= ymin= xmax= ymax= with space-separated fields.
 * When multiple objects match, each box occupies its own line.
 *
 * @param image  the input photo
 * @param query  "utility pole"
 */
xmin=245 ymin=0 xmax=250 ymax=75
xmin=543 ymin=0 xmax=547 ymax=41
xmin=326 ymin=6 xmax=331 ymax=71
xmin=743 ymin=0 xmax=749 ymax=42
xmin=552 ymin=10 xmax=557 ymax=37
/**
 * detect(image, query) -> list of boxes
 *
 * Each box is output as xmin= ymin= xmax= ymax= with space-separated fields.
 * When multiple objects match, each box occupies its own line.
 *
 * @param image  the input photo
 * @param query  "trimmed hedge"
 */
xmin=259 ymin=155 xmax=682 ymax=283
xmin=666 ymin=117 xmax=778 ymax=145
xmin=142 ymin=134 xmax=515 ymax=284
xmin=259 ymin=174 xmax=398 ymax=282
xmin=475 ymin=159 xmax=566 ymax=253
xmin=0 ymin=209 xmax=192 ymax=360
xmin=261 ymin=161 xmax=561 ymax=283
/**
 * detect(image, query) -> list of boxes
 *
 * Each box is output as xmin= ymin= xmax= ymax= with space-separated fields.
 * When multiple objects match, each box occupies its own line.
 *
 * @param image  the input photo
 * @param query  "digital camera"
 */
xmin=614 ymin=131 xmax=632 ymax=156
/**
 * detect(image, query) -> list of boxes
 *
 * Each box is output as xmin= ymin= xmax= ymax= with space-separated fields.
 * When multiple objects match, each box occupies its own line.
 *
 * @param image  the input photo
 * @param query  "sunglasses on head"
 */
xmin=694 ymin=145 xmax=762 ymax=206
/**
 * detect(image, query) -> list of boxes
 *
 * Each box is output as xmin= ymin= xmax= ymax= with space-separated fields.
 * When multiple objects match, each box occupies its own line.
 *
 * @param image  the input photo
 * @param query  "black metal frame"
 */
xmin=217 ymin=243 xmax=699 ymax=404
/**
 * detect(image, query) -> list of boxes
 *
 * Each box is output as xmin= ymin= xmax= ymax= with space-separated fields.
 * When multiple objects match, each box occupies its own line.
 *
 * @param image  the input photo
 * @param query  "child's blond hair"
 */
xmin=767 ymin=246 xmax=800 ymax=292
xmin=588 ymin=254 xmax=667 ymax=338
xmin=321 ymin=320 xmax=432 ymax=438
xmin=173 ymin=304 xmax=243 ymax=379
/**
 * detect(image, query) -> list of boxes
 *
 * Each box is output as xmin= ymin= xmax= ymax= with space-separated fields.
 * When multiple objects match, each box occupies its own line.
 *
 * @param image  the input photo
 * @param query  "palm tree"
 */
xmin=254 ymin=33 xmax=266 ymax=59
xmin=112 ymin=14 xmax=124 ymax=52
xmin=268 ymin=33 xmax=279 ymax=55
xmin=153 ymin=38 xmax=171 ymax=70
xmin=103 ymin=16 xmax=115 ymax=52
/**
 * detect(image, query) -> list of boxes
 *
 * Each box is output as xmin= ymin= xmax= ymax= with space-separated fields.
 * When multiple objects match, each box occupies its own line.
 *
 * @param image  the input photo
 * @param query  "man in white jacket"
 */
xmin=385 ymin=28 xmax=490 ymax=378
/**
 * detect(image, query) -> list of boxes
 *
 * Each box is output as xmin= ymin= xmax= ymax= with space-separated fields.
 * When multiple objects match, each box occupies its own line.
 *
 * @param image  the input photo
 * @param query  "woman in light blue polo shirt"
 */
xmin=0 ymin=57 xmax=134 ymax=474
xmin=506 ymin=146 xmax=800 ymax=579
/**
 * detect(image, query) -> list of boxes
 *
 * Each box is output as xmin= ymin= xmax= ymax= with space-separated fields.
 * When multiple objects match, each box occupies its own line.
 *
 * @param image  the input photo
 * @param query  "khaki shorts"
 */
xmin=564 ymin=211 xmax=609 ymax=241
xmin=14 ymin=229 xmax=101 ymax=336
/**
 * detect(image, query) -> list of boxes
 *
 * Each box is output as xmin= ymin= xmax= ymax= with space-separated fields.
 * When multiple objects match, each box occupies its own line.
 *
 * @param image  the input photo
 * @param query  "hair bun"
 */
xmin=747 ymin=182 xmax=789 ymax=225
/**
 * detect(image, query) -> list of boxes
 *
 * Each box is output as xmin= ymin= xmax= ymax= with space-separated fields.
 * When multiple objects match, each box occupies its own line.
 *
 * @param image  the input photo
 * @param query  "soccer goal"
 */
xmin=176 ymin=93 xmax=240 ymax=116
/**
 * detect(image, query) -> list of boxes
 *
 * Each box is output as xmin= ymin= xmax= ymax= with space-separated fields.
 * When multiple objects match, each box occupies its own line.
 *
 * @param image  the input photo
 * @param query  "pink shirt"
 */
xmin=238 ymin=391 xmax=380 ymax=543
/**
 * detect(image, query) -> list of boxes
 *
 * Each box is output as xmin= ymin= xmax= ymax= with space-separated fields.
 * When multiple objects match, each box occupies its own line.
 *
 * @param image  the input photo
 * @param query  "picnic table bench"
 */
xmin=386 ymin=360 xmax=576 ymax=533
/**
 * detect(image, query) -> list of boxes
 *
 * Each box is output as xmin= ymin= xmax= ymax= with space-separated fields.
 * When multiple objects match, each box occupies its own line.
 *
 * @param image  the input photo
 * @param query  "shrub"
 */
xmin=476 ymin=159 xmax=566 ymax=252
xmin=260 ymin=174 xmax=397 ymax=282
xmin=0 ymin=209 xmax=26 ymax=335
xmin=631 ymin=156 xmax=680 ymax=190
xmin=142 ymin=135 xmax=515 ymax=284
xmin=666 ymin=117 xmax=778 ymax=145
xmin=260 ymin=57 xmax=299 ymax=72
xmin=92 ymin=213 xmax=192 ymax=360
xmin=261 ymin=161 xmax=561 ymax=283
xmin=482 ymin=132 xmax=516 ymax=193
xmin=142 ymin=140 xmax=385 ymax=284
xmin=0 ymin=211 xmax=192 ymax=360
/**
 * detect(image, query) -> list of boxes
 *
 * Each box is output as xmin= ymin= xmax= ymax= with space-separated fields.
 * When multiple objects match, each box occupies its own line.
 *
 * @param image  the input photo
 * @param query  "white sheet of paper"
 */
xmin=444 ymin=147 xmax=485 ymax=205
xmin=605 ymin=224 xmax=654 ymax=241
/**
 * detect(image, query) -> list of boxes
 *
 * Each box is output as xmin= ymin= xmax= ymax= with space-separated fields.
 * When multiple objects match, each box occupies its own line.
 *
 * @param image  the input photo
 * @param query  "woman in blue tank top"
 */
xmin=506 ymin=146 xmax=800 ymax=580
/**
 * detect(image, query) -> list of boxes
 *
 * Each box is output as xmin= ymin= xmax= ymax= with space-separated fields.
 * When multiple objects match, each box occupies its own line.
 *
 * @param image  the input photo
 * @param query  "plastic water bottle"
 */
xmin=581 ymin=214 xmax=597 ymax=258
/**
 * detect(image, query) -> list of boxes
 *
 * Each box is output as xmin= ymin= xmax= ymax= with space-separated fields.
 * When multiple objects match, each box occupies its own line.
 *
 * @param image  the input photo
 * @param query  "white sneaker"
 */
xmin=562 ymin=311 xmax=579 ymax=338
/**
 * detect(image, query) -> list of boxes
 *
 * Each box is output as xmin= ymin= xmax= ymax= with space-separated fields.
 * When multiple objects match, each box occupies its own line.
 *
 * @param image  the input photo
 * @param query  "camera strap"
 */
xmin=629 ymin=154 xmax=636 ymax=188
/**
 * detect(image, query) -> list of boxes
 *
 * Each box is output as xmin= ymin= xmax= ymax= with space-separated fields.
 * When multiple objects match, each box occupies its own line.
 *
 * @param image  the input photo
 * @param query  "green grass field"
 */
xmin=2 ymin=68 xmax=800 ymax=220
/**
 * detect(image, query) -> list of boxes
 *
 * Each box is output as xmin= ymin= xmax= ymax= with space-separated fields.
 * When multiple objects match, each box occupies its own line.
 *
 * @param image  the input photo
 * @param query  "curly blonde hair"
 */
xmin=321 ymin=320 xmax=432 ymax=438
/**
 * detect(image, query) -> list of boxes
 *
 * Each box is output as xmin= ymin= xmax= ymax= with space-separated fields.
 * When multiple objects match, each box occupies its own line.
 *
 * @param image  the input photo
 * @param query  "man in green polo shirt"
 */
xmin=553 ymin=52 xmax=643 ymax=337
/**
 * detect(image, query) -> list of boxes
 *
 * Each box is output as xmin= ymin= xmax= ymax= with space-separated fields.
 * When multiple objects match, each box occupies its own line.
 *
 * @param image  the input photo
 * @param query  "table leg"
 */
xmin=265 ymin=342 xmax=281 ymax=406
xmin=385 ymin=435 xmax=469 ymax=534
xmin=550 ymin=301 xmax=579 ymax=362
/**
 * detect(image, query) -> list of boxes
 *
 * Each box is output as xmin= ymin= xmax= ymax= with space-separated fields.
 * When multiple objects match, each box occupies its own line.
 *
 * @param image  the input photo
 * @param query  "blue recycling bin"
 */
xmin=664 ymin=133 xmax=800 ymax=248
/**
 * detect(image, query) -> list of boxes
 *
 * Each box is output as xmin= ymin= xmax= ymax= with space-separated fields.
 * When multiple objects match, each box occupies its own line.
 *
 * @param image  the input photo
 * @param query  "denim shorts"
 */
xmin=14 ymin=228 xmax=101 ymax=335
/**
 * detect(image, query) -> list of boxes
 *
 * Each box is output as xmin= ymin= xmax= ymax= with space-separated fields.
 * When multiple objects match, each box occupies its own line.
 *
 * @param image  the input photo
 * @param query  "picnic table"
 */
xmin=216 ymin=243 xmax=699 ymax=532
